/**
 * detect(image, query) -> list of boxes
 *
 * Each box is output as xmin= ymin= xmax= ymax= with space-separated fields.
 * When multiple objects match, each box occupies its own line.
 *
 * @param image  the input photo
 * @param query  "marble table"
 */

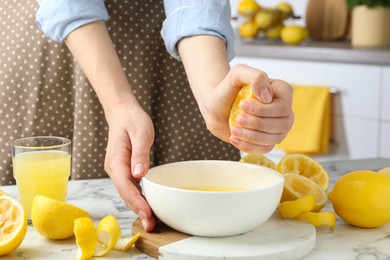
xmin=2 ymin=157 xmax=390 ymax=260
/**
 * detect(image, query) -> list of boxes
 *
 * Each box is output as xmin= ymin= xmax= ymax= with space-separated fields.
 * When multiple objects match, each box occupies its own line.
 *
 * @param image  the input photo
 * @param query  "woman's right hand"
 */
xmin=104 ymin=99 xmax=157 ymax=232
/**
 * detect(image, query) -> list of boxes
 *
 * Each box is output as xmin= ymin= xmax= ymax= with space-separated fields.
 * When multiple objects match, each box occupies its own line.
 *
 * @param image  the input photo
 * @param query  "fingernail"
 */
xmin=260 ymin=87 xmax=272 ymax=103
xmin=237 ymin=115 xmax=249 ymax=125
xmin=232 ymin=126 xmax=244 ymax=137
xmin=141 ymin=219 xmax=148 ymax=230
xmin=239 ymin=101 xmax=251 ymax=112
xmin=133 ymin=163 xmax=144 ymax=176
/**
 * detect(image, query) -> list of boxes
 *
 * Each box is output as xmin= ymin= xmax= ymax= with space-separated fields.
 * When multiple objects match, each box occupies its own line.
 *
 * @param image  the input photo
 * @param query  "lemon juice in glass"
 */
xmin=12 ymin=136 xmax=71 ymax=219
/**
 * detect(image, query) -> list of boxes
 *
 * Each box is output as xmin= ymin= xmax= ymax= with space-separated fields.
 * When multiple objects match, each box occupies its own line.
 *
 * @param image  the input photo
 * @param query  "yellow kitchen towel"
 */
xmin=276 ymin=85 xmax=331 ymax=154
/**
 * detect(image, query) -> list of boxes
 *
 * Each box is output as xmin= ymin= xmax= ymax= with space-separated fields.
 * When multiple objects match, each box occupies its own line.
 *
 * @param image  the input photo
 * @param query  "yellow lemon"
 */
xmin=239 ymin=21 xmax=259 ymax=39
xmin=328 ymin=170 xmax=390 ymax=228
xmin=254 ymin=10 xmax=277 ymax=30
xmin=276 ymin=2 xmax=293 ymax=19
xmin=31 ymin=195 xmax=90 ymax=239
xmin=74 ymin=217 xmax=97 ymax=260
xmin=0 ymin=195 xmax=27 ymax=256
xmin=378 ymin=166 xmax=390 ymax=178
xmin=229 ymin=84 xmax=254 ymax=129
xmin=277 ymin=154 xmax=329 ymax=191
xmin=296 ymin=211 xmax=336 ymax=231
xmin=265 ymin=23 xmax=285 ymax=39
xmin=281 ymin=173 xmax=328 ymax=212
xmin=239 ymin=153 xmax=277 ymax=170
xmin=280 ymin=25 xmax=308 ymax=45
xmin=237 ymin=0 xmax=261 ymax=18
xmin=278 ymin=194 xmax=316 ymax=218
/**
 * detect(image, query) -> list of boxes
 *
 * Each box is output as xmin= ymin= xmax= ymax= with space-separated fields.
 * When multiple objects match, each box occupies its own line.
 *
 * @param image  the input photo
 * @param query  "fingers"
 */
xmin=229 ymin=64 xmax=272 ymax=104
xmin=229 ymin=75 xmax=294 ymax=154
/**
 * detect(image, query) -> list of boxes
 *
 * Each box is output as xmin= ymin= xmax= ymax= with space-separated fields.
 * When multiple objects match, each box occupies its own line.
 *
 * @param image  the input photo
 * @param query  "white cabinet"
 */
xmin=230 ymin=56 xmax=389 ymax=161
xmin=380 ymin=67 xmax=390 ymax=158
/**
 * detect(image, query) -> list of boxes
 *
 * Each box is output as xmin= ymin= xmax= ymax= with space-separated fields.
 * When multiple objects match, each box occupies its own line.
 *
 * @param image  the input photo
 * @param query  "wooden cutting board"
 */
xmin=132 ymin=213 xmax=316 ymax=259
xmin=306 ymin=0 xmax=349 ymax=40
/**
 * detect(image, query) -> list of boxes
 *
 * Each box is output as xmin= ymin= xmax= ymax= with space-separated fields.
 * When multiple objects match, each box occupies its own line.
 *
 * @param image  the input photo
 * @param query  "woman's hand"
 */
xmin=104 ymin=100 xmax=157 ymax=232
xmin=202 ymin=64 xmax=294 ymax=154
xmin=178 ymin=36 xmax=294 ymax=154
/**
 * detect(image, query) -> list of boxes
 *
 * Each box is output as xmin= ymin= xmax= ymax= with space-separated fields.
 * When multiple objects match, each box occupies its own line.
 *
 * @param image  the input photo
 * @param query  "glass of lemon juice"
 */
xmin=11 ymin=136 xmax=71 ymax=220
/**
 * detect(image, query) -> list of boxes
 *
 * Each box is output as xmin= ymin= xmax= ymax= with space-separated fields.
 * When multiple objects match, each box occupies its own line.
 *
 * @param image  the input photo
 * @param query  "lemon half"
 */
xmin=0 ymin=195 xmax=27 ymax=256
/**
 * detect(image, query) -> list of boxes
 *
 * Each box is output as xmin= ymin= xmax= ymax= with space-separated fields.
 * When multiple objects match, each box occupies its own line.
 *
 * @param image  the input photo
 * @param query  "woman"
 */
xmin=0 ymin=0 xmax=293 ymax=231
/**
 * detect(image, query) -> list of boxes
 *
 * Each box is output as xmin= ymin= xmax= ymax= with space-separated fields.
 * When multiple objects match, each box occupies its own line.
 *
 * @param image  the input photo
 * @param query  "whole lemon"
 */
xmin=328 ymin=170 xmax=390 ymax=228
xmin=276 ymin=2 xmax=293 ymax=19
xmin=280 ymin=25 xmax=308 ymax=45
xmin=239 ymin=21 xmax=259 ymax=39
xmin=237 ymin=0 xmax=261 ymax=18
xmin=254 ymin=10 xmax=277 ymax=30
xmin=265 ymin=23 xmax=285 ymax=39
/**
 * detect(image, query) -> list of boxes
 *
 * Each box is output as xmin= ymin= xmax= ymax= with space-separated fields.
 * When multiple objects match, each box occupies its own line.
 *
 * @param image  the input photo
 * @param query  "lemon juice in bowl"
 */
xmin=12 ymin=136 xmax=71 ymax=219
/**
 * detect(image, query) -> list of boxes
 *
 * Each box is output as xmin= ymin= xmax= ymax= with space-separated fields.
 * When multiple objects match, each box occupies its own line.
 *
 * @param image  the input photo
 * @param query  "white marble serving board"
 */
xmin=157 ymin=213 xmax=316 ymax=260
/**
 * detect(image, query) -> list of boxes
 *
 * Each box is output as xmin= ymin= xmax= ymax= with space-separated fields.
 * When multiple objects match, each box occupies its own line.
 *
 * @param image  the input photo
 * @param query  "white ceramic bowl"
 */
xmin=142 ymin=160 xmax=284 ymax=237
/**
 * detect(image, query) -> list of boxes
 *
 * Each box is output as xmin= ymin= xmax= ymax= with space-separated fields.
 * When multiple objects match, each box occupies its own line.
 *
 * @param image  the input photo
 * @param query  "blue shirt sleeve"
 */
xmin=162 ymin=0 xmax=235 ymax=61
xmin=35 ymin=0 xmax=110 ymax=42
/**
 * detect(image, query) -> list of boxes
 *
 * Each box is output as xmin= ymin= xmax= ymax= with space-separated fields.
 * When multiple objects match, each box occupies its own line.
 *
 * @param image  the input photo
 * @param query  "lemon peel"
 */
xmin=94 ymin=215 xmax=122 ymax=256
xmin=74 ymin=216 xmax=140 ymax=260
xmin=278 ymin=154 xmax=330 ymax=191
xmin=31 ymin=195 xmax=90 ymax=240
xmin=114 ymin=232 xmax=141 ymax=251
xmin=0 ymin=195 xmax=27 ymax=256
xmin=296 ymin=211 xmax=336 ymax=231
xmin=278 ymin=194 xmax=316 ymax=218
xmin=74 ymin=217 xmax=97 ymax=260
xmin=281 ymin=173 xmax=328 ymax=212
xmin=239 ymin=153 xmax=277 ymax=170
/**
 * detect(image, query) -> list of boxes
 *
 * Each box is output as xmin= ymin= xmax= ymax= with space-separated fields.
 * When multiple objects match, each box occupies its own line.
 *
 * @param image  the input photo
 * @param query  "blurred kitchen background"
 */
xmin=228 ymin=0 xmax=390 ymax=163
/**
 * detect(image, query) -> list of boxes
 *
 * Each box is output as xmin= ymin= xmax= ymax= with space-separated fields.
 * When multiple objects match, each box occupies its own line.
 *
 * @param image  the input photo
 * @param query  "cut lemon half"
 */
xmin=0 ymin=195 xmax=27 ymax=256
xmin=229 ymin=84 xmax=254 ymax=129
xmin=31 ymin=195 xmax=90 ymax=240
xmin=278 ymin=154 xmax=330 ymax=191
xmin=278 ymin=194 xmax=316 ymax=218
xmin=378 ymin=166 xmax=390 ymax=178
xmin=296 ymin=211 xmax=336 ymax=231
xmin=281 ymin=174 xmax=327 ymax=212
xmin=239 ymin=153 xmax=277 ymax=170
xmin=0 ymin=189 xmax=9 ymax=196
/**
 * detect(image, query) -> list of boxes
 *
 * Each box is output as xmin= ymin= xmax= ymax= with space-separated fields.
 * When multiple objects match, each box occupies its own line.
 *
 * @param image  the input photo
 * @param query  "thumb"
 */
xmin=131 ymin=132 xmax=153 ymax=179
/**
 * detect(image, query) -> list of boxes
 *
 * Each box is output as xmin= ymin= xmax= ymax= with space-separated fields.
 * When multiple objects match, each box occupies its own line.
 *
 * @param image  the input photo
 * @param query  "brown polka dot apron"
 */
xmin=0 ymin=0 xmax=240 ymax=186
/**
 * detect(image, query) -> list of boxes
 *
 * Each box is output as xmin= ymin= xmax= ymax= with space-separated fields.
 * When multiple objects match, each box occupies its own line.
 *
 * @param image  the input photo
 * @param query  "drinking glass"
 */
xmin=11 ymin=136 xmax=72 ymax=219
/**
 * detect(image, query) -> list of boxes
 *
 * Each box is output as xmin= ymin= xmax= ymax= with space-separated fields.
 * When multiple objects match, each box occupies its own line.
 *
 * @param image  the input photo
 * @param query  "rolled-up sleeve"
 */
xmin=162 ymin=0 xmax=235 ymax=61
xmin=35 ymin=0 xmax=110 ymax=42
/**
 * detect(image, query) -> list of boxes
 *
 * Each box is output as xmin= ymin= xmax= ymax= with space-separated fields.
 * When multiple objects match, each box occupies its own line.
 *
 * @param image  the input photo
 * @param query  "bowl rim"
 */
xmin=142 ymin=160 xmax=284 ymax=194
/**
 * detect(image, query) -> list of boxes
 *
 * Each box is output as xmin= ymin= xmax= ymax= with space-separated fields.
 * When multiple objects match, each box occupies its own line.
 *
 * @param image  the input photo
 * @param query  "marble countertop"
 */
xmin=2 ymin=157 xmax=390 ymax=260
xmin=234 ymin=37 xmax=390 ymax=66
